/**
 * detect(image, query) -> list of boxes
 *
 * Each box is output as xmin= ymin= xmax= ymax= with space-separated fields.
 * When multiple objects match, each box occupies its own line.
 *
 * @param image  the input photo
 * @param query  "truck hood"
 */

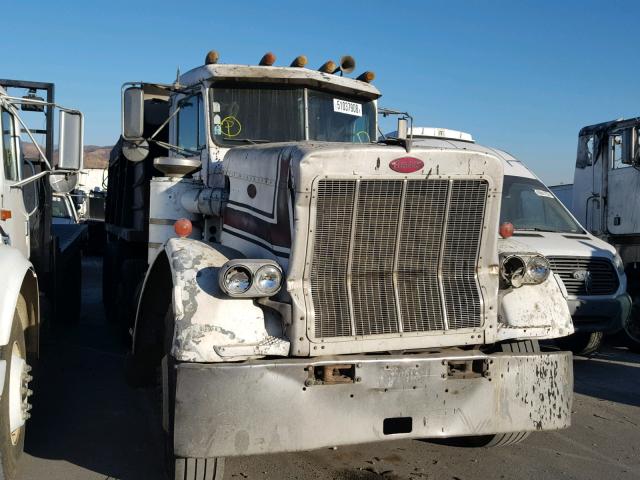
xmin=510 ymin=231 xmax=617 ymax=260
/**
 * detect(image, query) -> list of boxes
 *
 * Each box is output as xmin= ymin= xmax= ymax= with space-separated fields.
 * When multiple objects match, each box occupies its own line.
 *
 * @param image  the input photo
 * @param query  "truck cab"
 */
xmin=568 ymin=117 xmax=640 ymax=349
xmin=106 ymin=51 xmax=574 ymax=480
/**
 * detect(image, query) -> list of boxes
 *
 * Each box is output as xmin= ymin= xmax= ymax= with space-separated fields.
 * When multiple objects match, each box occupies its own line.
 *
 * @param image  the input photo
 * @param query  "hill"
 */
xmin=21 ymin=143 xmax=111 ymax=169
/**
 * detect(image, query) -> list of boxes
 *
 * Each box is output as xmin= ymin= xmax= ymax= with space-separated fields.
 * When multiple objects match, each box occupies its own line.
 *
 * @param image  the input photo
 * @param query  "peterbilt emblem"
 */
xmin=572 ymin=269 xmax=592 ymax=293
xmin=389 ymin=157 xmax=424 ymax=173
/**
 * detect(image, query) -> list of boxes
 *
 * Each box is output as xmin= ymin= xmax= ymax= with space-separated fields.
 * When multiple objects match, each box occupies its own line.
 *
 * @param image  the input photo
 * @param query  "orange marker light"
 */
xmin=174 ymin=218 xmax=193 ymax=238
xmin=318 ymin=60 xmax=337 ymax=74
xmin=290 ymin=55 xmax=308 ymax=68
xmin=0 ymin=210 xmax=11 ymax=221
xmin=205 ymin=50 xmax=220 ymax=65
xmin=356 ymin=71 xmax=376 ymax=83
xmin=499 ymin=222 xmax=514 ymax=238
xmin=259 ymin=52 xmax=276 ymax=66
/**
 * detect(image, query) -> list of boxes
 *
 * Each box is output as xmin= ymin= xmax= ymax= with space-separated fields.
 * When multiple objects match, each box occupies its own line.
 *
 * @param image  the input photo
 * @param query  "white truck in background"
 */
xmin=105 ymin=51 xmax=574 ymax=480
xmin=0 ymin=80 xmax=84 ymax=479
xmin=562 ymin=117 xmax=640 ymax=350
xmin=409 ymin=127 xmax=629 ymax=355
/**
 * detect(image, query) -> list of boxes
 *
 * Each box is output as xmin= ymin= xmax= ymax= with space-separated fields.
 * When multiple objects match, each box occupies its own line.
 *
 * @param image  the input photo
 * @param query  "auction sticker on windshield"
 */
xmin=333 ymin=99 xmax=362 ymax=117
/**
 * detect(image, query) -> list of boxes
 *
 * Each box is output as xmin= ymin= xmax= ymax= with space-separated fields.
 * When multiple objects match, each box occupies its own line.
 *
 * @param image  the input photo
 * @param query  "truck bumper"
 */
xmin=568 ymin=293 xmax=631 ymax=333
xmin=173 ymin=350 xmax=573 ymax=458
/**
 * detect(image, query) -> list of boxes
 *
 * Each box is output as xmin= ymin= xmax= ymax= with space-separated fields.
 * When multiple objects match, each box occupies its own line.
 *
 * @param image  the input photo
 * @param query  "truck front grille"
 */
xmin=548 ymin=256 xmax=619 ymax=296
xmin=309 ymin=178 xmax=488 ymax=338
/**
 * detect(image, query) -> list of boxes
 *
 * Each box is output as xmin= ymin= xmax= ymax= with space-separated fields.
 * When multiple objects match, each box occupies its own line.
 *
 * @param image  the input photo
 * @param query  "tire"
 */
xmin=132 ymin=303 xmax=224 ymax=480
xmin=0 ymin=306 xmax=32 ymax=480
xmin=434 ymin=340 xmax=537 ymax=448
xmin=556 ymin=331 xmax=604 ymax=356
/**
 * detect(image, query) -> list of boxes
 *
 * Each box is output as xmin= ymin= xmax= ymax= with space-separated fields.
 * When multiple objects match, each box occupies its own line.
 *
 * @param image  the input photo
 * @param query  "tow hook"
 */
xmin=305 ymin=364 xmax=358 ymax=386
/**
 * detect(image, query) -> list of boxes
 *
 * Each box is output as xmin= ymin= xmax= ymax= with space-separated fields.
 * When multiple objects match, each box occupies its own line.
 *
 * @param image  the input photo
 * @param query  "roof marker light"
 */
xmin=290 ymin=55 xmax=308 ymax=68
xmin=205 ymin=50 xmax=220 ymax=65
xmin=356 ymin=71 xmax=375 ymax=83
xmin=318 ymin=60 xmax=337 ymax=74
xmin=259 ymin=52 xmax=276 ymax=66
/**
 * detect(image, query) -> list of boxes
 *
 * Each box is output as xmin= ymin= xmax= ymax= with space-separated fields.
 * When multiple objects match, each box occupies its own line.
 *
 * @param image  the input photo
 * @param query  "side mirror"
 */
xmin=58 ymin=110 xmax=83 ymax=171
xmin=123 ymin=87 xmax=145 ymax=139
xmin=397 ymin=118 xmax=408 ymax=140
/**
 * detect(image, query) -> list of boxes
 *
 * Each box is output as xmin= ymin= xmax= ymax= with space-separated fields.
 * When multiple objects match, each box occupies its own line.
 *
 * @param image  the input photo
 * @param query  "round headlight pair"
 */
xmin=500 ymin=254 xmax=550 ymax=288
xmin=222 ymin=263 xmax=283 ymax=296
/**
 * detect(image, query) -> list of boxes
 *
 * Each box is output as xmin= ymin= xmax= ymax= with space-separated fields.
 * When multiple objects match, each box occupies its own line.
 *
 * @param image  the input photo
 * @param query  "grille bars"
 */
xmin=311 ymin=178 xmax=486 ymax=338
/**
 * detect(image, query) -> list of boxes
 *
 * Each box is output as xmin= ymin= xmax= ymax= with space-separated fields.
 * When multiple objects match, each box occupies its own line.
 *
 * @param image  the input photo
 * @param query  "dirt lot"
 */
xmin=17 ymin=257 xmax=640 ymax=480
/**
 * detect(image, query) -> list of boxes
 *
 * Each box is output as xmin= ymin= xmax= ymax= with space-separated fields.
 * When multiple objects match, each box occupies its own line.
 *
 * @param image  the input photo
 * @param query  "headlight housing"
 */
xmin=219 ymin=260 xmax=283 ymax=297
xmin=222 ymin=265 xmax=252 ymax=295
xmin=613 ymin=253 xmax=625 ymax=273
xmin=500 ymin=253 xmax=550 ymax=289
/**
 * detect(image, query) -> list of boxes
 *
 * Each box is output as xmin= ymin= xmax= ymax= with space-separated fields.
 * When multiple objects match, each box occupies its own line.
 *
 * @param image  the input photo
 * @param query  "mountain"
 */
xmin=21 ymin=143 xmax=111 ymax=169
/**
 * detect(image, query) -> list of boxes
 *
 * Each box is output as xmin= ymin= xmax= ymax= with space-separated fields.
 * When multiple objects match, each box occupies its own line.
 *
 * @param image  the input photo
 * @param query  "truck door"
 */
xmin=1 ymin=107 xmax=30 ymax=257
xmin=606 ymin=131 xmax=640 ymax=235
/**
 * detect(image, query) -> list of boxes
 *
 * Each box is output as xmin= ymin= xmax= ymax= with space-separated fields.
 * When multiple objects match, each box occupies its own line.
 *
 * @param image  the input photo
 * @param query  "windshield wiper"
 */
xmin=222 ymin=138 xmax=270 ymax=144
xmin=517 ymin=227 xmax=566 ymax=233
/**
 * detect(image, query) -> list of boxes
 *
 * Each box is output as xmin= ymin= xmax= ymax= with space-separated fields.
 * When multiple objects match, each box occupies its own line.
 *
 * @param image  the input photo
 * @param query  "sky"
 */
xmin=3 ymin=0 xmax=639 ymax=185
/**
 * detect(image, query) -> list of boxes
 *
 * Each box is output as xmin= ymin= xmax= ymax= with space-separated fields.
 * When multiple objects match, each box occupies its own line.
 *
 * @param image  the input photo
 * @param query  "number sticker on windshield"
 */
xmin=534 ymin=189 xmax=554 ymax=198
xmin=333 ymin=99 xmax=362 ymax=117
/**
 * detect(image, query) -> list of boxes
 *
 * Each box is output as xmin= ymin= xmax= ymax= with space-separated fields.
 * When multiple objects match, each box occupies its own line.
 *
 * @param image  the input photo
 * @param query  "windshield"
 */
xmin=210 ymin=85 xmax=375 ymax=146
xmin=500 ymin=175 xmax=583 ymax=234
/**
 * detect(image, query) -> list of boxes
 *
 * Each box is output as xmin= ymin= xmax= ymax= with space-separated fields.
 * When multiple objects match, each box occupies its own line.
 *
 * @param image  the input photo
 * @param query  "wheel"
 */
xmin=130 ymin=302 xmax=224 ymax=479
xmin=556 ymin=331 xmax=604 ymax=356
xmin=0 ymin=305 xmax=32 ymax=479
xmin=433 ymin=340 xmax=537 ymax=448
xmin=114 ymin=259 xmax=148 ymax=344
xmin=161 ymin=310 xmax=225 ymax=480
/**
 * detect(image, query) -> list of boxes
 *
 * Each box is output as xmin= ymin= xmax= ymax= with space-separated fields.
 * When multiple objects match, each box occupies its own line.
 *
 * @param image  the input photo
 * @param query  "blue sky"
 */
xmin=3 ymin=0 xmax=639 ymax=184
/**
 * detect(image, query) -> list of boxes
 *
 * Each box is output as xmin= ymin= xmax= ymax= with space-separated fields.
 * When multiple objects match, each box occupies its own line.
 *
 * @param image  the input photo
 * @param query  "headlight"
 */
xmin=222 ymin=265 xmax=252 ymax=294
xmin=526 ymin=255 xmax=550 ymax=284
xmin=500 ymin=253 xmax=551 ymax=288
xmin=255 ymin=264 xmax=283 ymax=295
xmin=219 ymin=260 xmax=284 ymax=297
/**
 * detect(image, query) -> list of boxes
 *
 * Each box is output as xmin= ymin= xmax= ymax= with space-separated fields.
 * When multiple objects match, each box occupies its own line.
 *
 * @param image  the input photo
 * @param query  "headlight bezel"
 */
xmin=500 ymin=253 xmax=551 ymax=289
xmin=219 ymin=259 xmax=284 ymax=298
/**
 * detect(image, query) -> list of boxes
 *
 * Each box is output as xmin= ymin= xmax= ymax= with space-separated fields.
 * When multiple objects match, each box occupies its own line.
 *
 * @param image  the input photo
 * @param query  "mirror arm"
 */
xmin=12 ymin=110 xmax=52 ymax=170
xmin=150 ymin=139 xmax=199 ymax=157
xmin=9 ymin=170 xmax=49 ymax=189
xmin=149 ymin=104 xmax=182 ymax=141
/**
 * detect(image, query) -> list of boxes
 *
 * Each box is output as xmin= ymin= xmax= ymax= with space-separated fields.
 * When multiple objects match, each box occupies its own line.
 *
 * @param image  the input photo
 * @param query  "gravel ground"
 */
xmin=17 ymin=257 xmax=640 ymax=480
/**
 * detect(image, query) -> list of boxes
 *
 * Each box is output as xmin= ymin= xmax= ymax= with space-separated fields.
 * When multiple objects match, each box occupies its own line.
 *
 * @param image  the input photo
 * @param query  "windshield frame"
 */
xmin=207 ymin=83 xmax=377 ymax=147
xmin=500 ymin=175 xmax=585 ymax=234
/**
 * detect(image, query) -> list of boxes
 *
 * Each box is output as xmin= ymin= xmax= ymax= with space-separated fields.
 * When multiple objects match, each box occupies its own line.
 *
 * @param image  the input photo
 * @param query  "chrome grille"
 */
xmin=310 ymin=178 xmax=488 ymax=338
xmin=548 ymin=256 xmax=619 ymax=296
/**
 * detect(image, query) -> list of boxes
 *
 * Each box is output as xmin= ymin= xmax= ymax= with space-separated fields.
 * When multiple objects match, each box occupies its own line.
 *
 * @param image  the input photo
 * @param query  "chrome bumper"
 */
xmin=173 ymin=350 xmax=573 ymax=458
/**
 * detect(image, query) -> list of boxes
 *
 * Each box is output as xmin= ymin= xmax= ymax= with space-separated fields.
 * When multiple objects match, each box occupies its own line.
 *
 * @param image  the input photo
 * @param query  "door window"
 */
xmin=1 ymin=108 xmax=19 ymax=181
xmin=176 ymin=94 xmax=206 ymax=152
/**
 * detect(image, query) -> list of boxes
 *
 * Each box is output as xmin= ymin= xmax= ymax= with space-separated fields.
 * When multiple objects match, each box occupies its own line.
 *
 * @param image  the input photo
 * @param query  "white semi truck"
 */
xmin=105 ymin=51 xmax=574 ymax=480
xmin=564 ymin=117 xmax=640 ymax=349
xmin=0 ymin=80 xmax=83 ymax=479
